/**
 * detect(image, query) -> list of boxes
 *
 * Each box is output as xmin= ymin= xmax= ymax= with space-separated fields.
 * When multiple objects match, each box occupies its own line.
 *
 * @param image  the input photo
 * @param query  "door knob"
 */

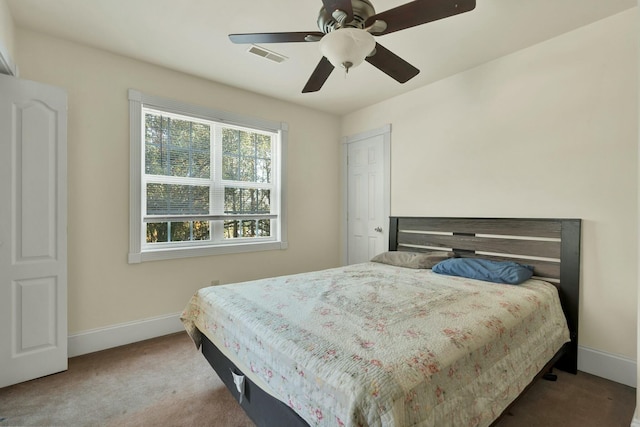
xmin=374 ymin=227 xmax=383 ymax=233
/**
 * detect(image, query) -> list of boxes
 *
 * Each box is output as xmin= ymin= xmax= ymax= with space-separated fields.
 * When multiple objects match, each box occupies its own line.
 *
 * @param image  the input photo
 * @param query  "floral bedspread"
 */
xmin=181 ymin=262 xmax=569 ymax=427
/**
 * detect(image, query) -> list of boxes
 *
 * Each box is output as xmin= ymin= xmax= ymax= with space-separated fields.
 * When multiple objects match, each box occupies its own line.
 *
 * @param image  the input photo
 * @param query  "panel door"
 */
xmin=346 ymin=132 xmax=389 ymax=264
xmin=0 ymin=74 xmax=68 ymax=387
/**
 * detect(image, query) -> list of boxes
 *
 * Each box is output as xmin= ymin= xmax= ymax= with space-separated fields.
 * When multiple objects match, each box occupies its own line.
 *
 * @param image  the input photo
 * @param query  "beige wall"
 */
xmin=637 ymin=0 xmax=639 ymax=421
xmin=0 ymin=0 xmax=15 ymax=69
xmin=14 ymin=28 xmax=342 ymax=334
xmin=343 ymin=10 xmax=638 ymax=359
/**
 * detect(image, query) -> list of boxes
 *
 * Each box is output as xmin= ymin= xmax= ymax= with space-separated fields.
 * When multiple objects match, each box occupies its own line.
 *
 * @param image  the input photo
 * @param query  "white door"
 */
xmin=345 ymin=126 xmax=390 ymax=265
xmin=0 ymin=74 xmax=68 ymax=387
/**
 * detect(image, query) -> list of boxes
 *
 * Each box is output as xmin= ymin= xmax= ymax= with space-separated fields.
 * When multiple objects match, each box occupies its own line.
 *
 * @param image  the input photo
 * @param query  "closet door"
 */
xmin=0 ymin=74 xmax=68 ymax=387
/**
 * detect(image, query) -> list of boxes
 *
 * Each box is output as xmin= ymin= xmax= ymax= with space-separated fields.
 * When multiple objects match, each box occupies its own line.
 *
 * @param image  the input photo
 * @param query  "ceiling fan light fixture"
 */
xmin=319 ymin=28 xmax=375 ymax=71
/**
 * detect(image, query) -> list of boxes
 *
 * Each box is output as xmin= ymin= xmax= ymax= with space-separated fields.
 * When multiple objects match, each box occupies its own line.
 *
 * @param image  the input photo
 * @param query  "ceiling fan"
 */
xmin=229 ymin=0 xmax=476 ymax=93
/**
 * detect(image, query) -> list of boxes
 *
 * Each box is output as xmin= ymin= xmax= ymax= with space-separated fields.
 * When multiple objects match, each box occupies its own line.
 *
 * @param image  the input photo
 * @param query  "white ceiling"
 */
xmin=7 ymin=0 xmax=636 ymax=115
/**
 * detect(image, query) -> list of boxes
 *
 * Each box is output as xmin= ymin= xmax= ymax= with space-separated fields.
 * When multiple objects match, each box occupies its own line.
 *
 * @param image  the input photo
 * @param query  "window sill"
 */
xmin=128 ymin=241 xmax=288 ymax=263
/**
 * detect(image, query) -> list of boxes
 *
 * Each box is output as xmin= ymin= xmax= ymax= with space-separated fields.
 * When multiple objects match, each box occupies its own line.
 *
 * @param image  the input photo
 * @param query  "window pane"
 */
xmin=222 ymin=127 xmax=271 ymax=183
xmin=147 ymin=183 xmax=209 ymax=215
xmin=192 ymin=221 xmax=211 ymax=240
xmin=146 ymin=221 xmax=210 ymax=243
xmin=256 ymin=158 xmax=271 ymax=183
xmin=170 ymin=221 xmax=210 ymax=242
xmin=224 ymin=219 xmax=271 ymax=239
xmin=224 ymin=187 xmax=270 ymax=214
xmin=146 ymin=222 xmax=168 ymax=243
xmin=222 ymin=155 xmax=239 ymax=181
xmin=222 ymin=128 xmax=239 ymax=154
xmin=145 ymin=112 xmax=210 ymax=179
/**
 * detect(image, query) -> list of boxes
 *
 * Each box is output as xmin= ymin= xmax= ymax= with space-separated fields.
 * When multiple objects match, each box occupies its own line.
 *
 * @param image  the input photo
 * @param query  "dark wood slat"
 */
xmin=556 ymin=219 xmax=581 ymax=374
xmin=389 ymin=217 xmax=399 ymax=251
xmin=398 ymin=231 xmax=561 ymax=259
xmin=398 ymin=217 xmax=561 ymax=238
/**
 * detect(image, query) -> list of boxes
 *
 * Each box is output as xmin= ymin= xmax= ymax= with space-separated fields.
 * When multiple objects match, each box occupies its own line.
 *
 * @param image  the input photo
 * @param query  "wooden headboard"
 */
xmin=389 ymin=217 xmax=581 ymax=373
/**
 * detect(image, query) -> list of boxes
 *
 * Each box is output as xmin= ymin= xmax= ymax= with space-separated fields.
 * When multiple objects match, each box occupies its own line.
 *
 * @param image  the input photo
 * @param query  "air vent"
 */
xmin=247 ymin=45 xmax=288 ymax=63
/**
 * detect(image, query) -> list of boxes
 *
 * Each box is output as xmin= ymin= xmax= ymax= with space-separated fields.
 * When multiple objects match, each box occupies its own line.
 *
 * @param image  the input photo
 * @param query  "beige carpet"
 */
xmin=0 ymin=332 xmax=635 ymax=426
xmin=0 ymin=333 xmax=254 ymax=427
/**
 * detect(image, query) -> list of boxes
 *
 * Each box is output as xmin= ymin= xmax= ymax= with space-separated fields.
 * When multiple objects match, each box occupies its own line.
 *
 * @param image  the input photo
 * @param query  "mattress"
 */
xmin=181 ymin=262 xmax=570 ymax=427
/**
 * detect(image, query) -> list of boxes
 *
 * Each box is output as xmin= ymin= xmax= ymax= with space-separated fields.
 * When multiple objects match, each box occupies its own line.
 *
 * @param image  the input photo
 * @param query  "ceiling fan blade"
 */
xmin=366 ymin=0 xmax=476 ymax=35
xmin=365 ymin=43 xmax=419 ymax=83
xmin=302 ymin=57 xmax=335 ymax=93
xmin=229 ymin=32 xmax=325 ymax=44
xmin=322 ymin=0 xmax=354 ymax=23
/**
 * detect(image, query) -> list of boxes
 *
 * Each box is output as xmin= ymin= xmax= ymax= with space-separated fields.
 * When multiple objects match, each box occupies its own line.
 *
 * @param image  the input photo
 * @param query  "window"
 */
xmin=128 ymin=90 xmax=287 ymax=262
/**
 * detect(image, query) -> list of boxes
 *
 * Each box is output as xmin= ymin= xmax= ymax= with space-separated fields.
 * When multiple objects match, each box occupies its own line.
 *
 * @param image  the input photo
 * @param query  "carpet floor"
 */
xmin=0 ymin=332 xmax=635 ymax=426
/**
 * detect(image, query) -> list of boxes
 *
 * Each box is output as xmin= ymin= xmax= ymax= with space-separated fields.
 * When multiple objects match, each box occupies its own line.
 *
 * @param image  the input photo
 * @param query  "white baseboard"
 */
xmin=67 ymin=312 xmax=184 ymax=357
xmin=578 ymin=345 xmax=636 ymax=388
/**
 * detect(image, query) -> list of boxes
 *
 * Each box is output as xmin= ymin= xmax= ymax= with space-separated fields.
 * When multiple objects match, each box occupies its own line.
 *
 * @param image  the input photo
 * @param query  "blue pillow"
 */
xmin=432 ymin=258 xmax=534 ymax=285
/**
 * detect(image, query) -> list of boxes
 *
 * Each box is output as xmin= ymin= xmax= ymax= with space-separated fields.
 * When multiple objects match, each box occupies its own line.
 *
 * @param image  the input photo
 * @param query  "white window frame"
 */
xmin=128 ymin=89 xmax=288 ymax=263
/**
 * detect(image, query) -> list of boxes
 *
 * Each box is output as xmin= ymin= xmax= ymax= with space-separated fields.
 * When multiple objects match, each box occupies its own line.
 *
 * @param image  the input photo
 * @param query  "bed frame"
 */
xmin=199 ymin=216 xmax=581 ymax=427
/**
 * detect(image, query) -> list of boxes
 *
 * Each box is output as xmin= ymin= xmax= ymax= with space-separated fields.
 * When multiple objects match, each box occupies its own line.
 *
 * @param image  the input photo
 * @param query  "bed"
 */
xmin=181 ymin=217 xmax=581 ymax=427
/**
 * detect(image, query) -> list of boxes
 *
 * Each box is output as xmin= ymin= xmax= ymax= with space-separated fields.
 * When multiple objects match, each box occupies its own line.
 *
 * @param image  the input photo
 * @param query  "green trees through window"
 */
xmin=143 ymin=110 xmax=276 ymax=244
